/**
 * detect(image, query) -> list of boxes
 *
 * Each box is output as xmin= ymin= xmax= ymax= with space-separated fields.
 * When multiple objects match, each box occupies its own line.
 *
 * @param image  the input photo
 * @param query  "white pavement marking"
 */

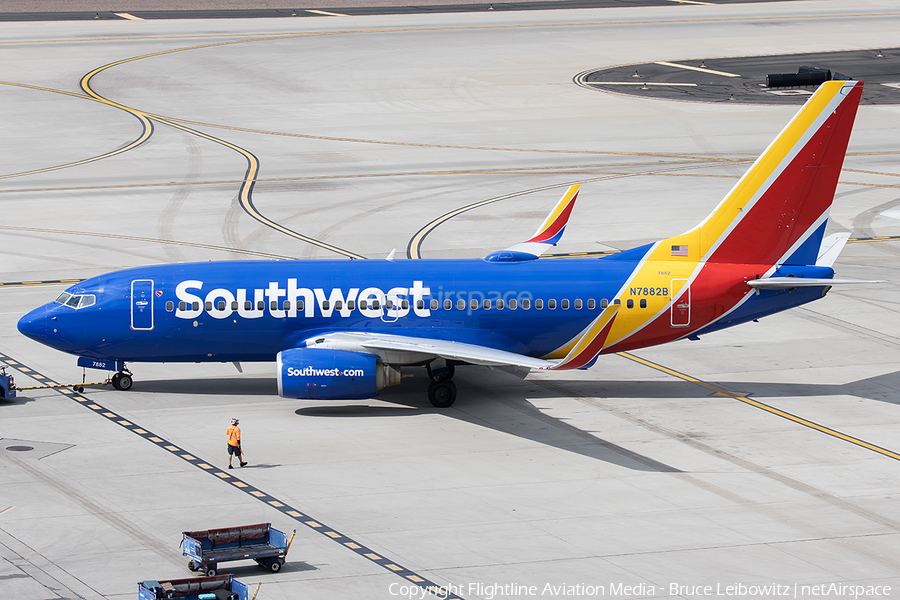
xmin=306 ymin=9 xmax=349 ymax=17
xmin=113 ymin=12 xmax=143 ymax=20
xmin=666 ymin=0 xmax=716 ymax=5
xmin=655 ymin=60 xmax=740 ymax=77
xmin=590 ymin=82 xmax=698 ymax=86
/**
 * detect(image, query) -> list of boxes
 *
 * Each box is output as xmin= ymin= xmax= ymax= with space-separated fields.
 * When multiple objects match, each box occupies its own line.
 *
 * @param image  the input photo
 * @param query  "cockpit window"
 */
xmin=55 ymin=292 xmax=96 ymax=309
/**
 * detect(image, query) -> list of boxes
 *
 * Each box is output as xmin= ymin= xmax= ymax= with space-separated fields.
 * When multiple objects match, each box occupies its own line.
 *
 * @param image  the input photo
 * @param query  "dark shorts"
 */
xmin=227 ymin=444 xmax=241 ymax=456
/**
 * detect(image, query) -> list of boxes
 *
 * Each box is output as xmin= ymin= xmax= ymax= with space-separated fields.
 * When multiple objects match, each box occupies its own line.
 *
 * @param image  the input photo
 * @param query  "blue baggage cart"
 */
xmin=138 ymin=574 xmax=251 ymax=600
xmin=182 ymin=523 xmax=295 ymax=576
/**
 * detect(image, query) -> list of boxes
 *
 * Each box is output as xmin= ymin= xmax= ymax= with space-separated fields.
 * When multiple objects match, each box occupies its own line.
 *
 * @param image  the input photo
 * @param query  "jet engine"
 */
xmin=277 ymin=347 xmax=400 ymax=399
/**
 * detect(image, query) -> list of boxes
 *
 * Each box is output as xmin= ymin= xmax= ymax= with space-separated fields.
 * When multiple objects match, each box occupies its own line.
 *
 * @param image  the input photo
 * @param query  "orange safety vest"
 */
xmin=226 ymin=424 xmax=241 ymax=446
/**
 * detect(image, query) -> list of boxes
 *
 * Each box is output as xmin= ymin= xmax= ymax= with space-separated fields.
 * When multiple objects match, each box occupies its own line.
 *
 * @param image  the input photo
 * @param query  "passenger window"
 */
xmin=257 ymin=301 xmax=265 ymax=310
xmin=458 ymin=299 xmax=465 ymax=310
xmin=231 ymin=301 xmax=238 ymax=310
xmin=613 ymin=299 xmax=621 ymax=305
xmin=497 ymin=299 xmax=504 ymax=310
xmin=335 ymin=301 xmax=343 ymax=310
xmin=347 ymin=300 xmax=355 ymax=310
xmin=283 ymin=301 xmax=291 ymax=311
xmin=548 ymin=299 xmax=557 ymax=310
xmin=470 ymin=299 xmax=478 ymax=310
xmin=166 ymin=301 xmax=174 ymax=312
xmin=536 ymin=299 xmax=544 ymax=309
xmin=386 ymin=300 xmax=394 ymax=310
xmin=270 ymin=301 xmax=278 ymax=310
xmin=640 ymin=299 xmax=647 ymax=308
xmin=444 ymin=299 xmax=452 ymax=310
xmin=402 ymin=299 xmax=410 ymax=310
xmin=323 ymin=300 xmax=331 ymax=310
xmin=245 ymin=301 xmax=252 ymax=310
xmin=297 ymin=301 xmax=304 ymax=311
xmin=372 ymin=300 xmax=381 ymax=309
xmin=431 ymin=299 xmax=438 ymax=310
xmin=600 ymin=299 xmax=608 ymax=309
xmin=360 ymin=300 xmax=368 ymax=310
xmin=205 ymin=301 xmax=213 ymax=311
xmin=561 ymin=299 xmax=569 ymax=310
xmin=627 ymin=299 xmax=634 ymax=309
xmin=522 ymin=299 xmax=530 ymax=309
xmin=417 ymin=300 xmax=424 ymax=310
xmin=193 ymin=302 xmax=200 ymax=311
xmin=179 ymin=301 xmax=186 ymax=311
xmin=217 ymin=301 xmax=226 ymax=311
xmin=483 ymin=299 xmax=491 ymax=309
xmin=588 ymin=299 xmax=596 ymax=310
xmin=574 ymin=299 xmax=582 ymax=310
xmin=509 ymin=299 xmax=517 ymax=310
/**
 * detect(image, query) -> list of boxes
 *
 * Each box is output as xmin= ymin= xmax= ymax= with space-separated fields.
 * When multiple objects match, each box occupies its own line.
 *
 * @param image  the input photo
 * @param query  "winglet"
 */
xmin=485 ymin=184 xmax=581 ymax=262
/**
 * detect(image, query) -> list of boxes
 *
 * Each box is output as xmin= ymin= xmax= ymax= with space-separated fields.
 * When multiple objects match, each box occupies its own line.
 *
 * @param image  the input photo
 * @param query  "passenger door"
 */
xmin=131 ymin=279 xmax=154 ymax=331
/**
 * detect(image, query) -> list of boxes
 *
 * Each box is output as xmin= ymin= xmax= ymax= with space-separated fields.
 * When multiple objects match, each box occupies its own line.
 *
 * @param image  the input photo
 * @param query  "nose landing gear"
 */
xmin=111 ymin=366 xmax=133 ymax=391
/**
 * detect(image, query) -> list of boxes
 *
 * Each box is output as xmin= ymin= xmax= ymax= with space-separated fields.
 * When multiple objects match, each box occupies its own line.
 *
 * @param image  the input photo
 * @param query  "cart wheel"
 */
xmin=187 ymin=560 xmax=197 ymax=571
xmin=206 ymin=568 xmax=216 ymax=577
xmin=269 ymin=561 xmax=282 ymax=573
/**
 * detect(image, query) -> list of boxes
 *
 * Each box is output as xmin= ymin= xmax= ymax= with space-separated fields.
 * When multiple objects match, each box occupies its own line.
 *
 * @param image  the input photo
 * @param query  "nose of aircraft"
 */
xmin=17 ymin=306 xmax=50 ymax=343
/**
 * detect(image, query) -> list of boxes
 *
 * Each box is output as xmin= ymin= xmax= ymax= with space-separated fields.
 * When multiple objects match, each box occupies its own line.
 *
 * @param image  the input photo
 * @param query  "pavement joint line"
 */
xmin=618 ymin=351 xmax=900 ymax=462
xmin=0 ymin=350 xmax=466 ymax=600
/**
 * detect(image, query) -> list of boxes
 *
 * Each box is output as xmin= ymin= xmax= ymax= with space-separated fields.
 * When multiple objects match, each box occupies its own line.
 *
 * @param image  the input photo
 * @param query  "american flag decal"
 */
xmin=671 ymin=245 xmax=689 ymax=256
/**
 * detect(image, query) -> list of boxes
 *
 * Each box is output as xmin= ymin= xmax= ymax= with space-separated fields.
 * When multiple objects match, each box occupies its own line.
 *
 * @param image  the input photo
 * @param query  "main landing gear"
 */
xmin=111 ymin=366 xmax=133 ymax=391
xmin=426 ymin=362 xmax=456 ymax=408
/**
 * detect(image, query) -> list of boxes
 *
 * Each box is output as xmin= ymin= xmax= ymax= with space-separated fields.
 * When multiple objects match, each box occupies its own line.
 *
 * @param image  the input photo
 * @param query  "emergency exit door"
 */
xmin=131 ymin=279 xmax=154 ymax=331
xmin=670 ymin=278 xmax=690 ymax=327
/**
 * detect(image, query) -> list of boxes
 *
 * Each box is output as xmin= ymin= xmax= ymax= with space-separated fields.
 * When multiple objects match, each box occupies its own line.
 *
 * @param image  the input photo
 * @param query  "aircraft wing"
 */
xmin=302 ymin=331 xmax=555 ymax=370
xmin=484 ymin=184 xmax=580 ymax=261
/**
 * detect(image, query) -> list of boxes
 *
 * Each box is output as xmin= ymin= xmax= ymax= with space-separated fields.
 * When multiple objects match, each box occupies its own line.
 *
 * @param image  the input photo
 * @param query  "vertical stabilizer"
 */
xmin=696 ymin=80 xmax=863 ymax=266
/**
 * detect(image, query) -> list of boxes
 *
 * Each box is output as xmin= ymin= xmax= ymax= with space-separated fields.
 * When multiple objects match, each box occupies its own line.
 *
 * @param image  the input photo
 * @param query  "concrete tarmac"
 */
xmin=2 ymin=1 xmax=900 ymax=599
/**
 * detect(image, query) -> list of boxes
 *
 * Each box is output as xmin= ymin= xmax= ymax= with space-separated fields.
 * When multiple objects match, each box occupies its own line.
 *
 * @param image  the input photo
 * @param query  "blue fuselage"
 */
xmin=17 ymin=251 xmax=827 ymax=365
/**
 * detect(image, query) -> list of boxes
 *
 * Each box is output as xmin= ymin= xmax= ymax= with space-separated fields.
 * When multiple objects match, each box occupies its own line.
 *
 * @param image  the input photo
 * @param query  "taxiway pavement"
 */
xmin=2 ymin=1 xmax=900 ymax=599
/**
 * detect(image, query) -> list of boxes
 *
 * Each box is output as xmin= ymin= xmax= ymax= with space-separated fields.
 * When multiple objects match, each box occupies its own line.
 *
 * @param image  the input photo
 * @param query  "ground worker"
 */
xmin=226 ymin=418 xmax=247 ymax=469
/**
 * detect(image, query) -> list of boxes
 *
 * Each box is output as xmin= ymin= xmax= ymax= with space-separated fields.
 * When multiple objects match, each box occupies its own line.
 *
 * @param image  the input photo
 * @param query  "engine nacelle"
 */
xmin=278 ymin=347 xmax=396 ymax=400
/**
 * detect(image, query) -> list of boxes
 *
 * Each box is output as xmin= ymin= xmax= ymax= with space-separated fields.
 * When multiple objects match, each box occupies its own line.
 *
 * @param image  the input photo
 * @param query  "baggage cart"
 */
xmin=138 ymin=574 xmax=250 ymax=600
xmin=182 ymin=523 xmax=294 ymax=576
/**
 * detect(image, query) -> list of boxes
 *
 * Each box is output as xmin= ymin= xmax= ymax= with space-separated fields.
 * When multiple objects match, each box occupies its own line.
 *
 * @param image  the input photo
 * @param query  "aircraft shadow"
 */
xmin=297 ymin=372 xmax=680 ymax=473
xmin=128 ymin=377 xmax=276 ymax=395
xmin=533 ymin=372 xmax=900 ymax=406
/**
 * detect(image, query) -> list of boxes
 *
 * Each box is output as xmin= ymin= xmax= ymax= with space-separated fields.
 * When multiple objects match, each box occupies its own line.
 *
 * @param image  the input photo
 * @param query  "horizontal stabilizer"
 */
xmin=747 ymin=277 xmax=883 ymax=289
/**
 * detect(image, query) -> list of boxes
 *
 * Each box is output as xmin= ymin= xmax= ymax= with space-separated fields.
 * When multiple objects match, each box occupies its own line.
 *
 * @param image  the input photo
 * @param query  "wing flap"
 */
xmin=303 ymin=331 xmax=554 ymax=370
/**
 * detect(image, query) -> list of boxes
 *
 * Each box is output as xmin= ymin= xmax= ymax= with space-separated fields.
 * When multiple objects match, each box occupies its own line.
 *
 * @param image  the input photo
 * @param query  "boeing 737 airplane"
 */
xmin=18 ymin=80 xmax=869 ymax=407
